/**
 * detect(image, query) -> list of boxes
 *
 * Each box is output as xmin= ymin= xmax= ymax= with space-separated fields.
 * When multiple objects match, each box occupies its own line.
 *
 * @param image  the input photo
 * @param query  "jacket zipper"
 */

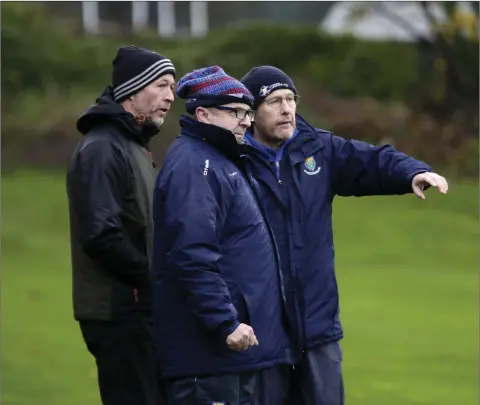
xmin=272 ymin=158 xmax=304 ymax=352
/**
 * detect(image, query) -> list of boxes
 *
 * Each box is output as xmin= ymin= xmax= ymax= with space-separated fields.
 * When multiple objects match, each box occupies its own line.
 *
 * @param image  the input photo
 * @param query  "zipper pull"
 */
xmin=276 ymin=160 xmax=281 ymax=184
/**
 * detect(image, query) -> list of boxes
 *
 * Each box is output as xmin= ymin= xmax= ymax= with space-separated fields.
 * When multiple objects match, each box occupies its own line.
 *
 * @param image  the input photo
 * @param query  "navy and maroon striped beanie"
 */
xmin=176 ymin=66 xmax=254 ymax=114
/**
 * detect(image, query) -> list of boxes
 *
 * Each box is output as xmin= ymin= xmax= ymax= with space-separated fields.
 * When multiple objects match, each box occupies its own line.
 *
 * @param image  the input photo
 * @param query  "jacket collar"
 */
xmin=179 ymin=115 xmax=244 ymax=160
xmin=76 ymin=86 xmax=159 ymax=148
xmin=246 ymin=114 xmax=325 ymax=164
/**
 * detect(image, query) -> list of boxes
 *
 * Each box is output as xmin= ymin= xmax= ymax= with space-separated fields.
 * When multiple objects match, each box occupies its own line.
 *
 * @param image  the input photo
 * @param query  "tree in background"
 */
xmin=347 ymin=1 xmax=478 ymax=135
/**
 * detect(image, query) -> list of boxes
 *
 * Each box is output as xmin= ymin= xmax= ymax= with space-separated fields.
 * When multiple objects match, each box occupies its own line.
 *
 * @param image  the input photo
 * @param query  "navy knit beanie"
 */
xmin=176 ymin=66 xmax=254 ymax=114
xmin=112 ymin=45 xmax=175 ymax=102
xmin=241 ymin=66 xmax=297 ymax=108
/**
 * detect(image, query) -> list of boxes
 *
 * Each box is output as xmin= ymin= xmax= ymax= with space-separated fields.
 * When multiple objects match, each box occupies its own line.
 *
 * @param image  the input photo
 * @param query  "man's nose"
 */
xmin=239 ymin=116 xmax=252 ymax=128
xmin=280 ymin=99 xmax=293 ymax=114
xmin=165 ymin=87 xmax=175 ymax=103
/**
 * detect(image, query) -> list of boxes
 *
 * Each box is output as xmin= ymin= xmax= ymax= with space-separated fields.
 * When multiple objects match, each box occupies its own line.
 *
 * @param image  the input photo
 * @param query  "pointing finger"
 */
xmin=413 ymin=185 xmax=425 ymax=200
xmin=424 ymin=174 xmax=437 ymax=187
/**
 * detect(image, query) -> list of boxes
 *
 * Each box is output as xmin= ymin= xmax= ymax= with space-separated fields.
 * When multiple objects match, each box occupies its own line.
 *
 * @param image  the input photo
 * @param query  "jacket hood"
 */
xmin=76 ymin=86 xmax=159 ymax=146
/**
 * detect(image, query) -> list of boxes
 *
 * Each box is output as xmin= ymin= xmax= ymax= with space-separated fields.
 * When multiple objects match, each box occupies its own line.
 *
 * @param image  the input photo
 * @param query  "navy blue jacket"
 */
xmin=152 ymin=116 xmax=292 ymax=378
xmin=245 ymin=114 xmax=432 ymax=352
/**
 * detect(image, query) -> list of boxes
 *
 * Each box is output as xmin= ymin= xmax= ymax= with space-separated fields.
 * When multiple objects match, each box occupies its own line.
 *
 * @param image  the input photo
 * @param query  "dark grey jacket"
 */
xmin=67 ymin=86 xmax=157 ymax=320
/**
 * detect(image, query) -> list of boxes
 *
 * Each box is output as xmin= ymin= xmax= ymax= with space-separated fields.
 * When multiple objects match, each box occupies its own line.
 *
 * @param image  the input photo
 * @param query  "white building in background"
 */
xmin=320 ymin=1 xmax=475 ymax=42
xmin=69 ymin=1 xmax=479 ymax=39
xmin=81 ymin=1 xmax=100 ymax=35
xmin=79 ymin=1 xmax=333 ymax=37
xmin=82 ymin=1 xmax=208 ymax=37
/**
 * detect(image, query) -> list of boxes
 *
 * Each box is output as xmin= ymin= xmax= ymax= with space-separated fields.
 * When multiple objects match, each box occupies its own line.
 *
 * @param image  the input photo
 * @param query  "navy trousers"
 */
xmin=253 ymin=341 xmax=344 ymax=405
xmin=165 ymin=372 xmax=257 ymax=405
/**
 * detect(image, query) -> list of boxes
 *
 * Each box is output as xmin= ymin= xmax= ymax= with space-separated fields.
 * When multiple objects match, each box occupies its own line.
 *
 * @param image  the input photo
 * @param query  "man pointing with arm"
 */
xmin=241 ymin=65 xmax=448 ymax=405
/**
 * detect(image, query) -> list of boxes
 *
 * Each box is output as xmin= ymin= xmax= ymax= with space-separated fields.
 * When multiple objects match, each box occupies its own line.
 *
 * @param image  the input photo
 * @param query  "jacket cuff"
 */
xmin=407 ymin=168 xmax=432 ymax=182
xmin=407 ymin=168 xmax=433 ymax=191
xmin=217 ymin=318 xmax=240 ymax=341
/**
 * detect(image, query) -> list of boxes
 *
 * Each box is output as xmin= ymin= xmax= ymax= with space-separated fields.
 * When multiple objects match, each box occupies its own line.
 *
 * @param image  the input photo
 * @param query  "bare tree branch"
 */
xmin=470 ymin=1 xmax=479 ymax=22
xmin=419 ymin=2 xmax=469 ymax=109
xmin=419 ymin=1 xmax=442 ymax=40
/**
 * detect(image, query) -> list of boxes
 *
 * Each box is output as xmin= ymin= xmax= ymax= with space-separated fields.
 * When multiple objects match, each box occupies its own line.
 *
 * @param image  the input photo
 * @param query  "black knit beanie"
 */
xmin=241 ymin=65 xmax=297 ymax=108
xmin=112 ymin=45 xmax=175 ymax=102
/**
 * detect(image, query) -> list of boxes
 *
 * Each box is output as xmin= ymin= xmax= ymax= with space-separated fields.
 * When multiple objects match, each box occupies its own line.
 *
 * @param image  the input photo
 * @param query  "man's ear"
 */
xmin=196 ymin=107 xmax=210 ymax=124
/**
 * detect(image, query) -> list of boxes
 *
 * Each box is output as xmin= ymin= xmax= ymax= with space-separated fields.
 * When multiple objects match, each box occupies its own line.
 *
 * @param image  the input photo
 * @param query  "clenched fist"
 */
xmin=226 ymin=323 xmax=259 ymax=351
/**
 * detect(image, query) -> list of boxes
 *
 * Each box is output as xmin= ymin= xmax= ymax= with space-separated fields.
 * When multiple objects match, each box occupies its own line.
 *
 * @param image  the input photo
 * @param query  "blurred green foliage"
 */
xmin=1 ymin=2 xmax=420 ymax=103
xmin=1 ymin=2 xmax=478 ymax=176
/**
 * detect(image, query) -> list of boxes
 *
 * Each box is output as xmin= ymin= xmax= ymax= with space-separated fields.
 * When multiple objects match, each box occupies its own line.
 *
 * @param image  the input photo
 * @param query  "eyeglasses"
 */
xmin=214 ymin=106 xmax=256 ymax=121
xmin=264 ymin=94 xmax=300 ymax=109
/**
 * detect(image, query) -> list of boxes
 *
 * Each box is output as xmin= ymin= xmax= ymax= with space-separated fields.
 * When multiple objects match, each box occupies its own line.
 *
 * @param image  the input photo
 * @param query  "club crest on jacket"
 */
xmin=304 ymin=156 xmax=320 ymax=175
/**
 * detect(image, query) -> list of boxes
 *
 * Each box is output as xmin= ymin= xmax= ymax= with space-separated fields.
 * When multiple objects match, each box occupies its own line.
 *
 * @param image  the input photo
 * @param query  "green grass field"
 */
xmin=2 ymin=170 xmax=478 ymax=405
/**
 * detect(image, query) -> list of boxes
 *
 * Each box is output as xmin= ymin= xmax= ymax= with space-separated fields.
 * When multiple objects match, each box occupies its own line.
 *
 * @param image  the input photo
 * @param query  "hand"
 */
xmin=226 ymin=323 xmax=259 ymax=351
xmin=412 ymin=172 xmax=448 ymax=200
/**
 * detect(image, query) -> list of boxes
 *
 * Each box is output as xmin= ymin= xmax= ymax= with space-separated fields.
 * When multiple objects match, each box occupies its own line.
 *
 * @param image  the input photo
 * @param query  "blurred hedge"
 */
xmin=2 ymin=2 xmax=420 ymax=103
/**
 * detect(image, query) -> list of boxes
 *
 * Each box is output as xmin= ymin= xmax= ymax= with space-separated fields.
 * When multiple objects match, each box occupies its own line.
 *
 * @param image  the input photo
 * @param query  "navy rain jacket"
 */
xmin=245 ymin=114 xmax=432 ymax=352
xmin=152 ymin=116 xmax=292 ymax=378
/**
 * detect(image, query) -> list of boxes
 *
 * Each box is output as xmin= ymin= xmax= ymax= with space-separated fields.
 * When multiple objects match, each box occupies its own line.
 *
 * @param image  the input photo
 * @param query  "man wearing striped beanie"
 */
xmin=176 ymin=65 xmax=256 ymax=143
xmin=67 ymin=46 xmax=175 ymax=405
xmin=113 ymin=45 xmax=176 ymax=129
xmin=151 ymin=66 xmax=293 ymax=405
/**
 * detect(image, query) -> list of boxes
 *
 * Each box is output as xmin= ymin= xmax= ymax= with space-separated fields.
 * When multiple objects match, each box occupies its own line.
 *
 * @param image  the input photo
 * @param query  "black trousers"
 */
xmin=79 ymin=316 xmax=163 ymax=405
xmin=165 ymin=372 xmax=257 ymax=405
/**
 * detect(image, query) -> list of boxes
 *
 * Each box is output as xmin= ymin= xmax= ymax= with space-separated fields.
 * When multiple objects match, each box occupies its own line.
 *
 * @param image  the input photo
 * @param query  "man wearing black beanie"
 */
xmin=66 ymin=45 xmax=175 ymax=405
xmin=242 ymin=66 xmax=448 ymax=405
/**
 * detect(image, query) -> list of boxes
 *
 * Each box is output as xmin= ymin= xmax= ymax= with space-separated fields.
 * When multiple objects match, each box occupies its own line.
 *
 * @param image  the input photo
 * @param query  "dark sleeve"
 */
xmin=161 ymin=164 xmax=239 ymax=339
xmin=68 ymin=140 xmax=149 ymax=287
xmin=329 ymin=134 xmax=432 ymax=197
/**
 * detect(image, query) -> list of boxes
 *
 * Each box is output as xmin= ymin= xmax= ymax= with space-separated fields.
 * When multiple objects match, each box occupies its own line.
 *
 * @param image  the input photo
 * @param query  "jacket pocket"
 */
xmin=230 ymin=286 xmax=251 ymax=325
